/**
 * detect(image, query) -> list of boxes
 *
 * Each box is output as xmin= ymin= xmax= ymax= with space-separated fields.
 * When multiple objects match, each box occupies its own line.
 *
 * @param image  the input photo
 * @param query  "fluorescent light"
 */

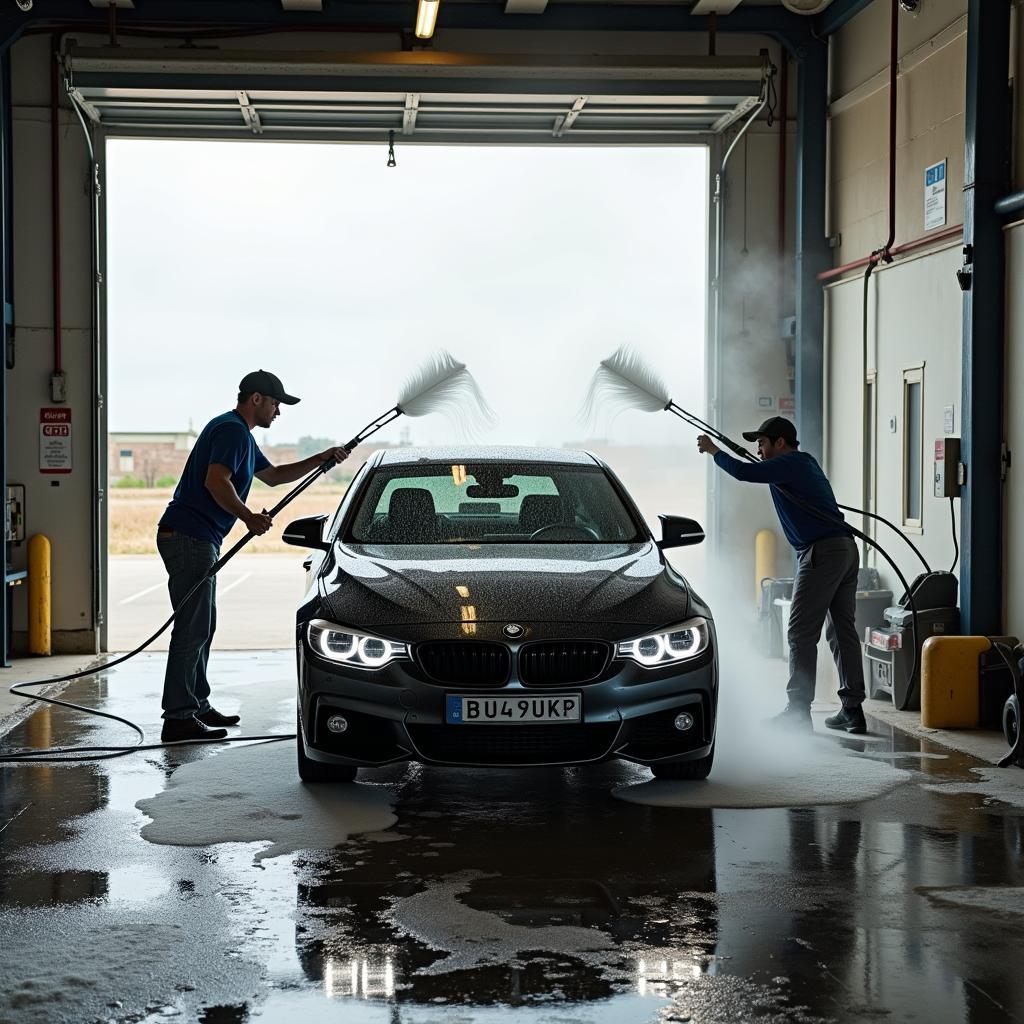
xmin=415 ymin=0 xmax=440 ymax=38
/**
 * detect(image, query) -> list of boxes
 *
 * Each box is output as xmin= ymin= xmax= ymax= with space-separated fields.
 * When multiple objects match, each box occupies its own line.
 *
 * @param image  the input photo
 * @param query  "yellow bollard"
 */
xmin=28 ymin=534 xmax=51 ymax=656
xmin=920 ymin=635 xmax=992 ymax=728
xmin=755 ymin=529 xmax=777 ymax=605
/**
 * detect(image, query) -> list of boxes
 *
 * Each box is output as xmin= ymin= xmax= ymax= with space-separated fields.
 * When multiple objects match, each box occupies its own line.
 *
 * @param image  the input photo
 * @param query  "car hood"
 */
xmin=315 ymin=541 xmax=691 ymax=631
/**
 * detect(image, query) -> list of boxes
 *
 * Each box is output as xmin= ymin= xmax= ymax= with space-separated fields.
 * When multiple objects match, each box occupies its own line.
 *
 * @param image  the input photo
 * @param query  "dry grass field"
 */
xmin=109 ymin=478 xmax=352 ymax=554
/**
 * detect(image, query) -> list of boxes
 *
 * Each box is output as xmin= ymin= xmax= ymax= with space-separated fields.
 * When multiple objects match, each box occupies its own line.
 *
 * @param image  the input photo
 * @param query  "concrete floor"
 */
xmin=108 ymin=555 xmax=307 ymax=651
xmin=1 ymin=651 xmax=1023 ymax=1024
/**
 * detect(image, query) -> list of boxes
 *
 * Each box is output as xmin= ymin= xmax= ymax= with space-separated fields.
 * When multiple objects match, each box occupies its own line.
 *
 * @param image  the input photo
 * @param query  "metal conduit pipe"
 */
xmin=64 ymin=69 xmax=104 ymax=648
xmin=49 ymin=35 xmax=62 ymax=380
xmin=858 ymin=0 xmax=899 ymax=565
xmin=995 ymin=190 xmax=1024 ymax=218
xmin=710 ymin=64 xmax=771 ymax=543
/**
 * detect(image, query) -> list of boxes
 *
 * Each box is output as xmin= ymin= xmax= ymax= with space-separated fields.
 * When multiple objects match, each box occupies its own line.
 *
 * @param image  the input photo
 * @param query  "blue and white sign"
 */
xmin=924 ymin=159 xmax=947 ymax=231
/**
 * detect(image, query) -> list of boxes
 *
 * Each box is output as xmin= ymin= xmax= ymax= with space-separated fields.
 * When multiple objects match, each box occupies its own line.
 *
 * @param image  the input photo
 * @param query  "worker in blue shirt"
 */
xmin=157 ymin=369 xmax=350 ymax=743
xmin=698 ymin=416 xmax=867 ymax=734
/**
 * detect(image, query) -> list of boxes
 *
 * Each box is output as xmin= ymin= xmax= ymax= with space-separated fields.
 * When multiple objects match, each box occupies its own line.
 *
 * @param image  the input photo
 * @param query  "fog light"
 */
xmin=326 ymin=715 xmax=349 ymax=734
xmin=673 ymin=712 xmax=694 ymax=732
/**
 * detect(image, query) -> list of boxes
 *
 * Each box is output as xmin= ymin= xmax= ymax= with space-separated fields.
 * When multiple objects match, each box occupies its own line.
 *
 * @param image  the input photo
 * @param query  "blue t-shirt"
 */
xmin=713 ymin=449 xmax=849 ymax=551
xmin=160 ymin=411 xmax=271 ymax=545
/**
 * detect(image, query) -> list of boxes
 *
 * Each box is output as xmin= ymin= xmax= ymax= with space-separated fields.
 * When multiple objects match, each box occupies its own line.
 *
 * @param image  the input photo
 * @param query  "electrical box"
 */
xmin=5 ymin=485 xmax=24 ymax=545
xmin=934 ymin=437 xmax=961 ymax=498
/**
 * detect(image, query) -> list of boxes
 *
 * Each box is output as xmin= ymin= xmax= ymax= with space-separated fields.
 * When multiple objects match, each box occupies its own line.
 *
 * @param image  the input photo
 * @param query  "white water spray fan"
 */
xmin=582 ymin=345 xmax=753 ymax=460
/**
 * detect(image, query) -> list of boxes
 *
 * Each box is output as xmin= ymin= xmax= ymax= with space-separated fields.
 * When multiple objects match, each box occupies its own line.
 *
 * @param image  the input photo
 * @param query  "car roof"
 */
xmin=373 ymin=446 xmax=602 ymax=467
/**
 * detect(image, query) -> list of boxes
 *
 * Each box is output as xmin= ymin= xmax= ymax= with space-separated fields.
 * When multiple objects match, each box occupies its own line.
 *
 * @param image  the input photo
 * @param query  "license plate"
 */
xmin=446 ymin=693 xmax=581 ymax=725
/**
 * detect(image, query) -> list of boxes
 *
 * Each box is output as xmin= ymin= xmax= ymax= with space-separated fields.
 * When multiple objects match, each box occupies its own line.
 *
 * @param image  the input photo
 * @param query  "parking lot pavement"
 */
xmin=107 ymin=554 xmax=308 ymax=651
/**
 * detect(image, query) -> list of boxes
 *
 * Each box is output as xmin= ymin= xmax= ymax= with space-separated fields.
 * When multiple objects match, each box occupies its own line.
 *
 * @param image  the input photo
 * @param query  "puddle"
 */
xmin=136 ymin=741 xmax=397 ymax=861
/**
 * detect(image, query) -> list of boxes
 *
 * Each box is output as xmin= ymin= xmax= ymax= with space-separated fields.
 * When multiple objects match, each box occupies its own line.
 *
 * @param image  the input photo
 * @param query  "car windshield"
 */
xmin=345 ymin=462 xmax=644 ymax=544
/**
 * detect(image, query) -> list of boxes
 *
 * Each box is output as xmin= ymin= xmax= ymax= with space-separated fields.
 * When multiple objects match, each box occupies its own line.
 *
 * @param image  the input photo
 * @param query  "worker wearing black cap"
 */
xmin=697 ymin=416 xmax=866 ymax=734
xmin=156 ymin=370 xmax=350 ymax=743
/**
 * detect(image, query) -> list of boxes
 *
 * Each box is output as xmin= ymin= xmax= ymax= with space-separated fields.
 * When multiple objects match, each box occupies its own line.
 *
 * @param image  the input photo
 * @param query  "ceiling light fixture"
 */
xmin=415 ymin=0 xmax=440 ymax=39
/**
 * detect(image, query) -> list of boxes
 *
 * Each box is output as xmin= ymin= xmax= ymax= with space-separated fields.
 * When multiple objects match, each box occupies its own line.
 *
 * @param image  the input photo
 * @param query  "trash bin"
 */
xmin=855 ymin=587 xmax=893 ymax=681
xmin=773 ymin=587 xmax=893 ymax=685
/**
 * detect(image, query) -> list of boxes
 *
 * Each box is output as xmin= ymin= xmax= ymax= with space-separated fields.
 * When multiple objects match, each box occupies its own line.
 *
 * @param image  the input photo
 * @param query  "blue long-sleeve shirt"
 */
xmin=713 ymin=450 xmax=849 ymax=551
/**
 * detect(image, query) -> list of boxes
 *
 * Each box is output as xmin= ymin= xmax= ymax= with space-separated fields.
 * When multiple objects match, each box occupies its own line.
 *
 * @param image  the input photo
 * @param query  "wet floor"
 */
xmin=1 ymin=650 xmax=1023 ymax=1024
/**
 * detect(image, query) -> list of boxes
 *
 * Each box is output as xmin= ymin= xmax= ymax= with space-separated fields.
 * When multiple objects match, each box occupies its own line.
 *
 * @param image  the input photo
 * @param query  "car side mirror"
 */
xmin=282 ymin=514 xmax=330 ymax=551
xmin=657 ymin=514 xmax=705 ymax=550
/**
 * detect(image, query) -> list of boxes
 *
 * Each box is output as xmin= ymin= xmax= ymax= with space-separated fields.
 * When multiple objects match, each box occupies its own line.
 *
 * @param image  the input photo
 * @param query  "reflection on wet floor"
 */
xmin=0 ymin=651 xmax=1023 ymax=1024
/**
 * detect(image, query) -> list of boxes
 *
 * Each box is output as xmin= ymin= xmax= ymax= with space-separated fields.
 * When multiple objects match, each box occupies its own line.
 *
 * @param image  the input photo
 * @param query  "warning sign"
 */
xmin=40 ymin=407 xmax=72 ymax=474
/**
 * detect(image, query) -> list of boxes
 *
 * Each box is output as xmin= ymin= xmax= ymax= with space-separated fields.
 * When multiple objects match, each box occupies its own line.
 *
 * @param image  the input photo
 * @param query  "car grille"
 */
xmin=518 ymin=641 xmax=611 ymax=686
xmin=621 ymin=704 xmax=708 ymax=760
xmin=407 ymin=723 xmax=620 ymax=765
xmin=416 ymin=641 xmax=511 ymax=687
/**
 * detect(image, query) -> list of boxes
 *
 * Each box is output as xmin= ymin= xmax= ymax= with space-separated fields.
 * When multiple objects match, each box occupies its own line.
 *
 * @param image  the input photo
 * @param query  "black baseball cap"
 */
xmin=742 ymin=415 xmax=799 ymax=446
xmin=238 ymin=369 xmax=300 ymax=405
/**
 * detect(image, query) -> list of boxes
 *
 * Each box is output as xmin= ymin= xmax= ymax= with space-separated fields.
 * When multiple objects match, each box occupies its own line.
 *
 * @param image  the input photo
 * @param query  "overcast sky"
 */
xmin=106 ymin=139 xmax=708 ymax=449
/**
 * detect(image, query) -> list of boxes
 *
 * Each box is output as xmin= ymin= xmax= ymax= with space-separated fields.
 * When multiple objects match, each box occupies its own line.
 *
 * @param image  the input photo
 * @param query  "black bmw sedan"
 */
xmin=284 ymin=446 xmax=717 ymax=783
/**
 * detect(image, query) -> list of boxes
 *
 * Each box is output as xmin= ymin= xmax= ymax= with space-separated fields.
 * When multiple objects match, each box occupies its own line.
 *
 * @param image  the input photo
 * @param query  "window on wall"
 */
xmin=902 ymin=364 xmax=924 ymax=532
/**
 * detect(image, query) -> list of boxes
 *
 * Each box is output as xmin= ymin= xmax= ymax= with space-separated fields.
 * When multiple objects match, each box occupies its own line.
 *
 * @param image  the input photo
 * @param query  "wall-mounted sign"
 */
xmin=778 ymin=396 xmax=796 ymax=415
xmin=756 ymin=395 xmax=776 ymax=415
xmin=40 ymin=407 xmax=72 ymax=474
xmin=924 ymin=159 xmax=947 ymax=231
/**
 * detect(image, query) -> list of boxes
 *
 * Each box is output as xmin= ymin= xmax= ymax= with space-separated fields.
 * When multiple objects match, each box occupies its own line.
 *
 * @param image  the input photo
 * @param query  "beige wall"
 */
xmin=825 ymin=243 xmax=963 ymax=595
xmin=9 ymin=34 xmax=97 ymax=652
xmin=828 ymin=0 xmax=967 ymax=266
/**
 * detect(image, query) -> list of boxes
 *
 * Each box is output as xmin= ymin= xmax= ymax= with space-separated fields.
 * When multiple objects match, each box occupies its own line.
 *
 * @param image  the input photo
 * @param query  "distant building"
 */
xmin=107 ymin=432 xmax=411 ymax=488
xmin=108 ymin=431 xmax=196 ymax=486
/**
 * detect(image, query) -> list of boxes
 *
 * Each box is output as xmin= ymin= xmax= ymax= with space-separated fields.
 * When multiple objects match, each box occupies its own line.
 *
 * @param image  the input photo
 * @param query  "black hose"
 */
xmin=671 ymin=402 xmax=933 ymax=573
xmin=949 ymin=496 xmax=959 ymax=574
xmin=683 ymin=412 xmax=925 ymax=709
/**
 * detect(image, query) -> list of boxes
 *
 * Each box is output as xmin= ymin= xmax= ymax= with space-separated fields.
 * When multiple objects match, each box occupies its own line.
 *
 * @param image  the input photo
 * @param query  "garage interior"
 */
xmin=1 ymin=1 xmax=1023 ymax=1022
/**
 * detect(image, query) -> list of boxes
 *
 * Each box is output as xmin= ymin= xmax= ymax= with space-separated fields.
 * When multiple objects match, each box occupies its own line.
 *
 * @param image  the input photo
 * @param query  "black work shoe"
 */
xmin=197 ymin=707 xmax=241 ymax=728
xmin=825 ymin=705 xmax=867 ymax=734
xmin=161 ymin=716 xmax=229 ymax=743
xmin=769 ymin=704 xmax=813 ymax=730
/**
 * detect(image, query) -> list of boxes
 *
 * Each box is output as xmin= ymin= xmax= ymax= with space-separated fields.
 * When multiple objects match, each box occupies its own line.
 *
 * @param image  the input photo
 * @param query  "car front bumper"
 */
xmin=297 ymin=636 xmax=718 ymax=769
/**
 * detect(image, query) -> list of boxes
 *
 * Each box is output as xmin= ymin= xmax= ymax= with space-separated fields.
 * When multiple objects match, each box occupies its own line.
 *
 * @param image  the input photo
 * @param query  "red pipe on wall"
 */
xmin=882 ymin=0 xmax=898 ymax=256
xmin=817 ymin=224 xmax=964 ymax=282
xmin=50 ymin=37 xmax=62 ymax=375
xmin=778 ymin=53 xmax=788 ymax=281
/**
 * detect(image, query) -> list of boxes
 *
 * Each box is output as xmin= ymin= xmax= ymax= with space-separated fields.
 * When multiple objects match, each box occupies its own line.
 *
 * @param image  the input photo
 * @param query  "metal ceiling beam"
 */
xmin=505 ymin=0 xmax=549 ymax=13
xmin=691 ymin=1 xmax=745 ymax=14
xmin=0 ymin=2 xmax=817 ymax=54
xmin=815 ymin=0 xmax=874 ymax=36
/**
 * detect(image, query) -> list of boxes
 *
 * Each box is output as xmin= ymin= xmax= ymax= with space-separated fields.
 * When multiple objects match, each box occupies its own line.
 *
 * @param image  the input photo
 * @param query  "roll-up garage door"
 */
xmin=63 ymin=45 xmax=769 ymax=143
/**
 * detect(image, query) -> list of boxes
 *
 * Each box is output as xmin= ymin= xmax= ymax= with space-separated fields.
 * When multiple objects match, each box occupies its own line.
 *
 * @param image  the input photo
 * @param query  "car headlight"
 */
xmin=307 ymin=619 xmax=409 ymax=670
xmin=617 ymin=618 xmax=710 ymax=667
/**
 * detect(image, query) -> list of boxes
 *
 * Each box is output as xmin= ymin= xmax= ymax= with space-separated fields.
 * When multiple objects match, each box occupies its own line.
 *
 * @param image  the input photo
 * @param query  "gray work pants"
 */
xmin=157 ymin=531 xmax=219 ymax=721
xmin=786 ymin=535 xmax=866 ymax=710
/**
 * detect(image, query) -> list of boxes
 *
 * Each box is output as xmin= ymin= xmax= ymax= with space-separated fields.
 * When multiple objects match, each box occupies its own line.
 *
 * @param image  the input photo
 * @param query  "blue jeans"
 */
xmin=157 ymin=531 xmax=219 ymax=720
